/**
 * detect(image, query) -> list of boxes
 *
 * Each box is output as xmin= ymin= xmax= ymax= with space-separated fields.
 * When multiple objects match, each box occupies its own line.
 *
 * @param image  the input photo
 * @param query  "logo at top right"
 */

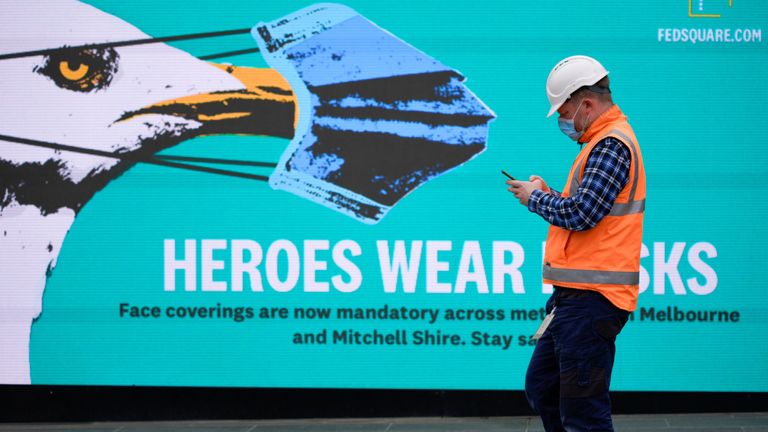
xmin=689 ymin=0 xmax=733 ymax=18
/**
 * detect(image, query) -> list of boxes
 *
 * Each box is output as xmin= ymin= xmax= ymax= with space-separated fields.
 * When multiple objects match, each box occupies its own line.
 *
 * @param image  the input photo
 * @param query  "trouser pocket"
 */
xmin=560 ymin=348 xmax=609 ymax=398
xmin=593 ymin=318 xmax=625 ymax=343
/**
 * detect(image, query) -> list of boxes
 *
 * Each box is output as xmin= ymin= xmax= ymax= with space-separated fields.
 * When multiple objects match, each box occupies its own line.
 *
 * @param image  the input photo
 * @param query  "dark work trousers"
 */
xmin=525 ymin=286 xmax=630 ymax=432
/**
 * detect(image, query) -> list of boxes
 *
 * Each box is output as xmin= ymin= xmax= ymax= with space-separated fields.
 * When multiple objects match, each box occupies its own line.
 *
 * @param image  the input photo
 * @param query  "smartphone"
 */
xmin=501 ymin=170 xmax=516 ymax=181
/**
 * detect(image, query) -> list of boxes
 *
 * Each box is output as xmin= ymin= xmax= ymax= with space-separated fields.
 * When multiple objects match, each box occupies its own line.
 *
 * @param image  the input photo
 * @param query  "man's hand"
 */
xmin=507 ymin=179 xmax=542 ymax=206
xmin=528 ymin=175 xmax=550 ymax=193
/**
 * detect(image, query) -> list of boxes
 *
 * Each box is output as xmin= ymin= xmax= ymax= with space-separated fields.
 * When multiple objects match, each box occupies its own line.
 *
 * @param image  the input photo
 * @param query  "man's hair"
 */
xmin=570 ymin=76 xmax=613 ymax=105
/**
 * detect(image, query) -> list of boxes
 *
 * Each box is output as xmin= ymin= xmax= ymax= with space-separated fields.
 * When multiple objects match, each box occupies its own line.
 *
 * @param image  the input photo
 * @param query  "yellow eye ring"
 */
xmin=59 ymin=61 xmax=89 ymax=81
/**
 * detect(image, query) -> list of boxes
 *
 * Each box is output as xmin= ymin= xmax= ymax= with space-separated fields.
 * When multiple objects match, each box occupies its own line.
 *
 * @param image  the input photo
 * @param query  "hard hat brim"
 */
xmin=546 ymin=102 xmax=563 ymax=118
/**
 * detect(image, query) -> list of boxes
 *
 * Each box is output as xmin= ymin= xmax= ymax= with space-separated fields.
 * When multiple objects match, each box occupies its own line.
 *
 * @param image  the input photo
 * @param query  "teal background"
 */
xmin=29 ymin=0 xmax=768 ymax=391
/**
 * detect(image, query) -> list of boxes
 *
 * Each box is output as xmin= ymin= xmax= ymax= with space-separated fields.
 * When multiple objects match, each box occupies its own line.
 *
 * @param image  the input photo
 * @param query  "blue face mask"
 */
xmin=557 ymin=100 xmax=586 ymax=142
xmin=558 ymin=118 xmax=582 ymax=141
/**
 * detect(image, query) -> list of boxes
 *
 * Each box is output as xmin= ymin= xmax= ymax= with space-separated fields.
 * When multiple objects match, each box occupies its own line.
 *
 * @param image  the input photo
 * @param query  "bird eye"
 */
xmin=34 ymin=47 xmax=119 ymax=92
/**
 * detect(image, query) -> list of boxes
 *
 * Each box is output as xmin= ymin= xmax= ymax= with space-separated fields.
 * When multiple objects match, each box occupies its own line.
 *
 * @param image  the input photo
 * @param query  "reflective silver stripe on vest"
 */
xmin=543 ymin=264 xmax=640 ymax=285
xmin=608 ymin=198 xmax=645 ymax=216
xmin=608 ymin=129 xmax=641 ymax=202
xmin=567 ymin=158 xmax=584 ymax=196
xmin=567 ymin=128 xmax=644 ymax=216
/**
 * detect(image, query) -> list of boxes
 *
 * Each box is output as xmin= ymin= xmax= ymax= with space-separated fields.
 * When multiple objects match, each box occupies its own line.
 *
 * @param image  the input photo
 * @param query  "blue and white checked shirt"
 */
xmin=527 ymin=138 xmax=631 ymax=231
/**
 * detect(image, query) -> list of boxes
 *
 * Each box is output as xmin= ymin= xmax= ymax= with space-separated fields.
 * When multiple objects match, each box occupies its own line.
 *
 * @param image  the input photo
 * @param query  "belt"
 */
xmin=554 ymin=286 xmax=592 ymax=299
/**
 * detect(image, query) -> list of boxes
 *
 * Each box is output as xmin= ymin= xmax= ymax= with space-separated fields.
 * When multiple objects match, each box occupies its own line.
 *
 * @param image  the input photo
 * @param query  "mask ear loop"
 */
xmin=578 ymin=109 xmax=591 ymax=151
xmin=567 ymin=98 xmax=587 ymax=150
xmin=0 ymin=28 xmax=256 ymax=61
xmin=0 ymin=133 xmax=275 ymax=182
xmin=574 ymin=84 xmax=609 ymax=151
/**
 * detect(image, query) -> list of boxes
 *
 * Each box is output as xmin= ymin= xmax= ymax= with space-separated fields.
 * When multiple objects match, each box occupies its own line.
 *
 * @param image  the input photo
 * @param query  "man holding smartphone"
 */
xmin=507 ymin=55 xmax=646 ymax=432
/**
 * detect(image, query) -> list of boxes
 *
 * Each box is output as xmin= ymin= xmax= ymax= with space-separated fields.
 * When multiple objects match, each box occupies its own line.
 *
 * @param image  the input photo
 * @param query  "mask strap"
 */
xmin=0 ymin=133 xmax=273 ymax=182
xmin=0 ymin=28 xmax=255 ymax=61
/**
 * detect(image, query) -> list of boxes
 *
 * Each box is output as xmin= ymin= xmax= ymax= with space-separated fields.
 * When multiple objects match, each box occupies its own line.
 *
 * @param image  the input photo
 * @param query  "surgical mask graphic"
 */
xmin=254 ymin=4 xmax=495 ymax=224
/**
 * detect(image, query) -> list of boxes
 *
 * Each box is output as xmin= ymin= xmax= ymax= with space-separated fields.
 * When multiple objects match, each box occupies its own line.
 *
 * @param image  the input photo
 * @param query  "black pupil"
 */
xmin=66 ymin=60 xmax=82 ymax=71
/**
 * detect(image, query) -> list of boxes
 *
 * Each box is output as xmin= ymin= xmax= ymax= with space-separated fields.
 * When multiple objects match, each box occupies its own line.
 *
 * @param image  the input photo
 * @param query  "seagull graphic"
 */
xmin=0 ymin=1 xmax=494 ymax=384
xmin=0 ymin=1 xmax=295 ymax=384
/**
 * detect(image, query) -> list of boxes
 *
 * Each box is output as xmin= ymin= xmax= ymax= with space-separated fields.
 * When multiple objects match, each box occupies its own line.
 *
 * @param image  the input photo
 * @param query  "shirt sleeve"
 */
xmin=527 ymin=138 xmax=631 ymax=231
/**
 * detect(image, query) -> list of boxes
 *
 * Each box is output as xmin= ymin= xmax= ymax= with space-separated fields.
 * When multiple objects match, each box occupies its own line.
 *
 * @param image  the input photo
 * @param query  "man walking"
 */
xmin=507 ymin=55 xmax=646 ymax=431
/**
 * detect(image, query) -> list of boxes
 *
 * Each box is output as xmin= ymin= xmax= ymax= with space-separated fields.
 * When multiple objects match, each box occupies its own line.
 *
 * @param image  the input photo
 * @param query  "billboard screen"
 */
xmin=1 ymin=0 xmax=766 ymax=391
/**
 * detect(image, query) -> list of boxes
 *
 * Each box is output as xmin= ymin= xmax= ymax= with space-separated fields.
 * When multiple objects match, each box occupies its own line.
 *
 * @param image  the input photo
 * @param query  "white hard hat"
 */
xmin=546 ymin=55 xmax=609 ymax=118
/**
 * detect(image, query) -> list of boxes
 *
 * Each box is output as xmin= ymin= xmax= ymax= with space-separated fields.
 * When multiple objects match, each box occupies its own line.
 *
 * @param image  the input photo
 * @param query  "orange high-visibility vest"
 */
xmin=543 ymin=105 xmax=646 ymax=312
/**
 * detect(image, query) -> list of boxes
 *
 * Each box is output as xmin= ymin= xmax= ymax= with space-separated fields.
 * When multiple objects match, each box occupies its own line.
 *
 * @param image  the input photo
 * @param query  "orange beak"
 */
xmin=119 ymin=64 xmax=297 ymax=139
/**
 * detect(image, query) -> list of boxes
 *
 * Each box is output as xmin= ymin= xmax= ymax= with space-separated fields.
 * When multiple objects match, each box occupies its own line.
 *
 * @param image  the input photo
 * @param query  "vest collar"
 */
xmin=578 ymin=105 xmax=626 ymax=143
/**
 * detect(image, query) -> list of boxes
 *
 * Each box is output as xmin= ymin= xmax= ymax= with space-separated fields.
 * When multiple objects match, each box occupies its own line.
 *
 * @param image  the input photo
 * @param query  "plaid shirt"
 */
xmin=528 ymin=138 xmax=631 ymax=231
